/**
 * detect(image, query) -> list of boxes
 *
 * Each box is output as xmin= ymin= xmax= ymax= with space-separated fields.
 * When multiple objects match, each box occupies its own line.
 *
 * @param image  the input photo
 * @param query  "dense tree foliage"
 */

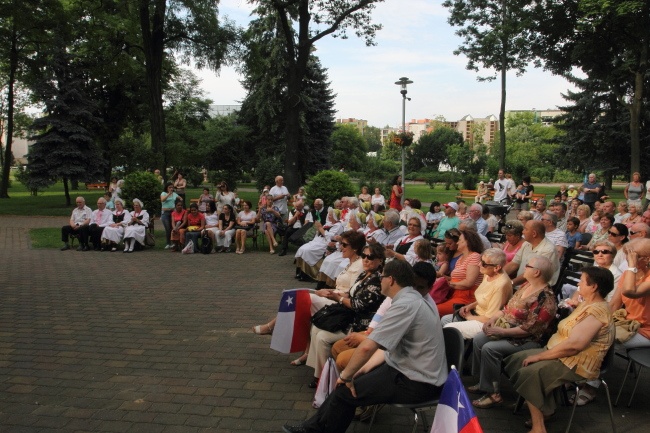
xmin=330 ymin=124 xmax=368 ymax=172
xmin=408 ymin=127 xmax=457 ymax=171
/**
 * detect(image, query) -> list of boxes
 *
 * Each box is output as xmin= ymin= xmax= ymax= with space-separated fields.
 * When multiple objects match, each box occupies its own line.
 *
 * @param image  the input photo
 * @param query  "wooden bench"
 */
xmin=85 ymin=182 xmax=108 ymax=191
xmin=456 ymin=189 xmax=495 ymax=201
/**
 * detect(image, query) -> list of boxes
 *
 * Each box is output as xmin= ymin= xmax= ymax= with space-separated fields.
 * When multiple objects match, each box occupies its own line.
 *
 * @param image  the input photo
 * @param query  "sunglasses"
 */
xmin=593 ymin=249 xmax=613 ymax=255
xmin=608 ymin=231 xmax=621 ymax=236
xmin=340 ymin=242 xmax=349 ymax=248
xmin=504 ymin=224 xmax=514 ymax=229
xmin=630 ymin=231 xmax=639 ymax=235
xmin=361 ymin=253 xmax=378 ymax=260
xmin=480 ymin=260 xmax=497 ymax=267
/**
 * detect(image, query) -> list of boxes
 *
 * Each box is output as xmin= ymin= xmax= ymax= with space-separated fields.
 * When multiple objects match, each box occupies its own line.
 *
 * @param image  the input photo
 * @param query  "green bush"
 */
xmin=424 ymin=172 xmax=462 ymax=190
xmin=462 ymin=173 xmax=479 ymax=190
xmin=306 ymin=170 xmax=356 ymax=208
xmin=185 ymin=169 xmax=204 ymax=188
xmin=356 ymin=158 xmax=400 ymax=197
xmin=121 ymin=171 xmax=162 ymax=216
xmin=552 ymin=169 xmax=582 ymax=184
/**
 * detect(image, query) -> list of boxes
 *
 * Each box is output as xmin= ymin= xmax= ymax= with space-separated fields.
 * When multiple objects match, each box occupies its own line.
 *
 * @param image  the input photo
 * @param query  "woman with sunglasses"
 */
xmin=436 ymin=228 xmax=485 ymax=317
xmin=442 ymin=248 xmax=513 ymax=340
xmin=609 ymin=223 xmax=629 ymax=269
xmin=305 ymin=242 xmax=386 ymax=388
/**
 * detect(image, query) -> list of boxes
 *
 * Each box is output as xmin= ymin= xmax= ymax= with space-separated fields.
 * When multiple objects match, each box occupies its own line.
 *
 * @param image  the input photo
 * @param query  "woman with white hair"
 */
xmin=294 ymin=208 xmax=345 ymax=280
xmin=101 ymin=198 xmax=132 ymax=252
xmin=123 ymin=199 xmax=150 ymax=253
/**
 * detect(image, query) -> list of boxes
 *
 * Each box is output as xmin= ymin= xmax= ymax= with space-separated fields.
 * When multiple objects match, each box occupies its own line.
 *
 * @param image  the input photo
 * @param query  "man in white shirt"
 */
xmin=269 ymin=175 xmax=291 ymax=220
xmin=503 ymin=220 xmax=560 ymax=287
xmin=61 ymin=196 xmax=93 ymax=251
xmin=279 ymin=200 xmax=313 ymax=256
xmin=89 ymin=197 xmax=114 ymax=251
xmin=493 ymin=169 xmax=509 ymax=203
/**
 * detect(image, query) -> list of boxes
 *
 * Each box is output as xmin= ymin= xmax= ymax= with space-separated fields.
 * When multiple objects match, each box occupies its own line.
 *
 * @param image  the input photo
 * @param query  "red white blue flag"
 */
xmin=430 ymin=368 xmax=483 ymax=433
xmin=270 ymin=289 xmax=312 ymax=354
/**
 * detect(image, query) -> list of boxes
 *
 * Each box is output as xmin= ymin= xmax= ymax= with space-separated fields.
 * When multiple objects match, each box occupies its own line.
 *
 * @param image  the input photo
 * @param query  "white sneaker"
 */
xmin=164 ymin=244 xmax=172 ymax=249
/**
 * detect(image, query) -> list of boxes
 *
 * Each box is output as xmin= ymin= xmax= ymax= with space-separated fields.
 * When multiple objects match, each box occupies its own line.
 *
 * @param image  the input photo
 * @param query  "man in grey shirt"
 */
xmin=282 ymin=260 xmax=447 ymax=433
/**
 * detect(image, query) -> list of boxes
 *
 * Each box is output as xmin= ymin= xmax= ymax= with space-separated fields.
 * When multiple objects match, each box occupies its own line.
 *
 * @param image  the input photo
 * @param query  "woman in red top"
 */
xmin=436 ymin=228 xmax=486 ymax=316
xmin=170 ymin=199 xmax=187 ymax=252
xmin=180 ymin=203 xmax=206 ymax=252
xmin=389 ymin=174 xmax=403 ymax=211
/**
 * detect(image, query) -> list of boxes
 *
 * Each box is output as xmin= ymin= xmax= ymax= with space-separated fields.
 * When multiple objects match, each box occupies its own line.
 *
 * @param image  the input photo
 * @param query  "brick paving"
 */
xmin=0 ymin=215 xmax=648 ymax=432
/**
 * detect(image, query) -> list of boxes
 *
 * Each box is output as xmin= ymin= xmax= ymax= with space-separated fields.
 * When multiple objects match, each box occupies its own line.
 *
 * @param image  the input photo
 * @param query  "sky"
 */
xmin=192 ymin=0 xmax=576 ymax=128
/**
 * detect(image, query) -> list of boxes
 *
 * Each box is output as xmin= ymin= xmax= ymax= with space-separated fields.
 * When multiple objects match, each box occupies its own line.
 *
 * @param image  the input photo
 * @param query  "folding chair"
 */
xmin=615 ymin=348 xmax=650 ymax=407
xmin=366 ymin=327 xmax=464 ymax=433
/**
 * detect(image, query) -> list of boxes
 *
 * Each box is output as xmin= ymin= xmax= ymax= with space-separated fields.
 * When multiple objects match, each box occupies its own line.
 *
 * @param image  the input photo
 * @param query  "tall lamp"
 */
xmin=395 ymin=77 xmax=413 ymax=205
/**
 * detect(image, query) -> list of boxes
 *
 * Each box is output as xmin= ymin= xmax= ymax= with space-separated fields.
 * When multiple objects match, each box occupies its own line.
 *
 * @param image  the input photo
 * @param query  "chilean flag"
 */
xmin=430 ymin=367 xmax=483 ymax=433
xmin=270 ymin=289 xmax=312 ymax=354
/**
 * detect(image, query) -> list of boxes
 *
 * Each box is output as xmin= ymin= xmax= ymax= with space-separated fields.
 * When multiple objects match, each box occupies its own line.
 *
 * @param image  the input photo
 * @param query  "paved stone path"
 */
xmin=0 ymin=216 xmax=647 ymax=432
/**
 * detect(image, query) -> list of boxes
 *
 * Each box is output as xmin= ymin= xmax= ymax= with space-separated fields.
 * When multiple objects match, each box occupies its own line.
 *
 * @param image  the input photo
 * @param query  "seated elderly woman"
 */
xmin=385 ymin=216 xmax=424 ymax=264
xmin=294 ymin=208 xmax=345 ymax=280
xmin=504 ymin=266 xmax=614 ymax=432
xmin=305 ymin=242 xmax=386 ymax=388
xmin=441 ymin=248 xmax=513 ymax=339
xmin=100 ymin=198 xmax=132 ymax=252
xmin=469 ymin=255 xmax=557 ymax=409
xmin=501 ymin=220 xmax=525 ymax=262
xmin=123 ymin=199 xmax=150 ymax=253
xmin=179 ymin=203 xmax=205 ymax=253
xmin=562 ymin=240 xmax=622 ymax=301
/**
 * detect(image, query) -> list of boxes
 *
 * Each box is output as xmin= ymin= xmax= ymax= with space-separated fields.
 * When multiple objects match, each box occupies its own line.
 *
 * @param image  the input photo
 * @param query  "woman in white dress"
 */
xmin=101 ymin=198 xmax=131 ymax=251
xmin=235 ymin=200 xmax=257 ymax=254
xmin=294 ymin=208 xmax=345 ymax=280
xmin=123 ymin=199 xmax=150 ymax=253
xmin=203 ymin=202 xmax=220 ymax=253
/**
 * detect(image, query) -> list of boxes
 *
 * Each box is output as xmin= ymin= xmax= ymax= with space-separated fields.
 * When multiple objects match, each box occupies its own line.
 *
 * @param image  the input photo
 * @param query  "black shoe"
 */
xmin=308 ymin=378 xmax=318 ymax=389
xmin=278 ymin=250 xmax=287 ymax=256
xmin=82 ymin=246 xmax=89 ymax=251
xmin=60 ymin=244 xmax=70 ymax=251
xmin=283 ymin=423 xmax=308 ymax=433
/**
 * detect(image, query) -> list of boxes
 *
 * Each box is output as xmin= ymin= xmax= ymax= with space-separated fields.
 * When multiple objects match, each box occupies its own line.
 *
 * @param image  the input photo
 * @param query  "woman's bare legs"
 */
xmin=526 ymin=401 xmax=548 ymax=433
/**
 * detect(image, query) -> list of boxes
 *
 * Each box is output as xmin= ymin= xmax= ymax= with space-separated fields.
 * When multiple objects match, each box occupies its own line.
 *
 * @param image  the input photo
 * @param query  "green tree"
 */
xmin=27 ymin=39 xmax=104 ymax=206
xmin=408 ymin=127 xmax=457 ymax=171
xmin=530 ymin=0 xmax=649 ymax=177
xmin=443 ymin=0 xmax=537 ymax=169
xmin=134 ymin=0 xmax=237 ymax=175
xmin=364 ymin=126 xmax=382 ymax=153
xmin=380 ymin=132 xmax=401 ymax=161
xmin=0 ymin=0 xmax=60 ymax=198
xmin=251 ymin=0 xmax=383 ymax=193
xmin=331 ymin=124 xmax=368 ymax=172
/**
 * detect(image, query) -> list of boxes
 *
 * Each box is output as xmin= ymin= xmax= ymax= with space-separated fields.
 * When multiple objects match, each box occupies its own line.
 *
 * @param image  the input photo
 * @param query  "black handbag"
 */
xmin=311 ymin=303 xmax=355 ymax=333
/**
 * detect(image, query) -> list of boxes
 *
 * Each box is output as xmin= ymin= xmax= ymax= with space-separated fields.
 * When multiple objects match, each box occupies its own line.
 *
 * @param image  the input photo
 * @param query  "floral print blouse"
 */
xmin=347 ymin=270 xmax=385 ymax=332
xmin=501 ymin=282 xmax=557 ymax=346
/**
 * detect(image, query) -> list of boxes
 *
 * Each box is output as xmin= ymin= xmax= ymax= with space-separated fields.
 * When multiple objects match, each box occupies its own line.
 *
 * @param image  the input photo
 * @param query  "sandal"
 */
xmin=467 ymin=384 xmax=482 ymax=394
xmin=568 ymin=387 xmax=597 ymax=406
xmin=472 ymin=393 xmax=503 ymax=409
xmin=252 ymin=324 xmax=273 ymax=335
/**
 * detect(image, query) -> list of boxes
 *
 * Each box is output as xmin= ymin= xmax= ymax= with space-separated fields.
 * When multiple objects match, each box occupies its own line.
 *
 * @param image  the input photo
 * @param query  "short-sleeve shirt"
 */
xmin=370 ymin=287 xmax=448 ymax=386
xmin=621 ymin=272 xmax=650 ymax=339
xmin=450 ymin=252 xmax=483 ymax=288
xmin=161 ymin=191 xmax=179 ymax=211
xmin=547 ymin=301 xmax=614 ymax=380
xmin=501 ymin=283 xmax=557 ymax=345
xmin=269 ymin=185 xmax=290 ymax=214
xmin=512 ymin=238 xmax=560 ymax=286
xmin=474 ymin=272 xmax=513 ymax=317
xmin=71 ymin=206 xmax=93 ymax=225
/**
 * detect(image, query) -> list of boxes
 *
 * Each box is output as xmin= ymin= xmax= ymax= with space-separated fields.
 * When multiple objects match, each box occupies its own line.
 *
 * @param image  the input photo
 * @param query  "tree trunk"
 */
xmin=0 ymin=22 xmax=18 ymax=199
xmin=629 ymin=43 xmax=646 ymax=177
xmin=499 ymin=66 xmax=507 ymax=170
xmin=63 ymin=177 xmax=71 ymax=206
xmin=139 ymin=0 xmax=167 ymax=173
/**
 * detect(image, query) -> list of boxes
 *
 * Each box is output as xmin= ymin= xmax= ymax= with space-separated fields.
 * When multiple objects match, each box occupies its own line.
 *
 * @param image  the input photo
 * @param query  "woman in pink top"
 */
xmin=501 ymin=220 xmax=524 ymax=263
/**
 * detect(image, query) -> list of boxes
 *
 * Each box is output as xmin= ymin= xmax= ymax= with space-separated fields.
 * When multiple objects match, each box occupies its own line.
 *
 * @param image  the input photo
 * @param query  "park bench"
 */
xmin=456 ymin=189 xmax=495 ymax=201
xmin=85 ymin=182 xmax=108 ymax=191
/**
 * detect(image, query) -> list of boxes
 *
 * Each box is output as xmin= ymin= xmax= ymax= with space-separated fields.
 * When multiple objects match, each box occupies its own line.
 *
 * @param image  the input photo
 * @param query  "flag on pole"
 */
xmin=270 ymin=289 xmax=312 ymax=354
xmin=430 ymin=367 xmax=483 ymax=433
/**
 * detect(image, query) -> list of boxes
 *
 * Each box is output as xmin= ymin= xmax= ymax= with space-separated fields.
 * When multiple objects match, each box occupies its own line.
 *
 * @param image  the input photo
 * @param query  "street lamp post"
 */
xmin=395 ymin=77 xmax=412 ymax=206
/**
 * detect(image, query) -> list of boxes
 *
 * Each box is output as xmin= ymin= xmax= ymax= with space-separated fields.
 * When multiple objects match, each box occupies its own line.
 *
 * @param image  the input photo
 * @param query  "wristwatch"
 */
xmin=340 ymin=375 xmax=352 ymax=383
xmin=627 ymin=267 xmax=638 ymax=273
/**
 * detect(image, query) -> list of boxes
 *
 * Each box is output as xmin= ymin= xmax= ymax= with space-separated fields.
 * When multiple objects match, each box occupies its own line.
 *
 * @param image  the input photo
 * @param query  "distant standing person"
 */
xmin=581 ymin=173 xmax=602 ymax=211
xmin=269 ymin=175 xmax=291 ymax=220
xmin=493 ymin=170 xmax=509 ymax=204
xmin=389 ymin=174 xmax=403 ymax=211
xmin=173 ymin=170 xmax=187 ymax=207
xmin=625 ymin=172 xmax=645 ymax=210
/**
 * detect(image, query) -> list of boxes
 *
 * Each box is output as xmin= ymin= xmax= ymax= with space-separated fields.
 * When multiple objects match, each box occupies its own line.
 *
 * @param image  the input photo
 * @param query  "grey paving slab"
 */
xmin=0 ymin=215 xmax=648 ymax=432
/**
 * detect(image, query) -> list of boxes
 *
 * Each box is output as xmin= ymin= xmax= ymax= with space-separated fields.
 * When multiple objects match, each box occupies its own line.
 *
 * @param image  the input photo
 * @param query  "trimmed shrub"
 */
xmin=306 ymin=170 xmax=356 ymax=209
xmin=121 ymin=171 xmax=162 ymax=217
